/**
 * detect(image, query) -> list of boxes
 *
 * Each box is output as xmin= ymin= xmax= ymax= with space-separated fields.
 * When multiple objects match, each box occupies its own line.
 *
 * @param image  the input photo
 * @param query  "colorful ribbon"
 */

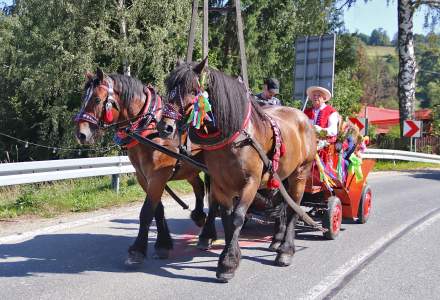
xmin=348 ymin=154 xmax=363 ymax=183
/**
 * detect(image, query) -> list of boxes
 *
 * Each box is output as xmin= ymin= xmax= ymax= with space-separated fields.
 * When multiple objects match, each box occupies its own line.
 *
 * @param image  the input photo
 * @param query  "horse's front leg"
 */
xmin=125 ymin=170 xmax=169 ymax=266
xmin=197 ymin=198 xmax=218 ymax=250
xmin=125 ymin=195 xmax=158 ymax=266
xmin=216 ymin=180 xmax=258 ymax=282
xmin=153 ymin=201 xmax=173 ymax=259
xmin=187 ymin=173 xmax=207 ymax=227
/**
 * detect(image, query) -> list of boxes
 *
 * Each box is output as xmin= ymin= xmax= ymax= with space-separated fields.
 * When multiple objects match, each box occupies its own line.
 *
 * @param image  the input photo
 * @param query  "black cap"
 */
xmin=264 ymin=78 xmax=279 ymax=94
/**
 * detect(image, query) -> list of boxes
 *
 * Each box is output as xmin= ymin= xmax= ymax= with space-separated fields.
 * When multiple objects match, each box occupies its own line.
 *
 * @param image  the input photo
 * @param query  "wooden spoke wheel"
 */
xmin=323 ymin=196 xmax=342 ymax=240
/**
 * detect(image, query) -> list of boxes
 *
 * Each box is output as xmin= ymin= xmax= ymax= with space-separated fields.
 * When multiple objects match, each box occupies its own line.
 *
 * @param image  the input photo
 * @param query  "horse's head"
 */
xmin=158 ymin=58 xmax=208 ymax=139
xmin=74 ymin=68 xmax=121 ymax=144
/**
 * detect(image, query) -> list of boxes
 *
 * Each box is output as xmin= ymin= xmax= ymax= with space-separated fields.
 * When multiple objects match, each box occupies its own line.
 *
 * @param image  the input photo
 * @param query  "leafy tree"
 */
xmin=341 ymin=0 xmax=440 ymax=135
xmin=0 ymin=0 xmax=190 ymax=161
xmin=369 ymin=28 xmax=391 ymax=46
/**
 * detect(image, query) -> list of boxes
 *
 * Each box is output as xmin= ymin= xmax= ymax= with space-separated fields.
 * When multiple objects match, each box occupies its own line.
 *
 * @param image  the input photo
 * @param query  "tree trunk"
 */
xmin=397 ymin=0 xmax=417 ymax=136
xmin=118 ymin=0 xmax=130 ymax=76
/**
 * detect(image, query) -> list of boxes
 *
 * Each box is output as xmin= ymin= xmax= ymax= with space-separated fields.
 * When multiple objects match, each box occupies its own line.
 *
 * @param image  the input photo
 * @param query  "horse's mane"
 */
xmin=108 ymin=74 xmax=145 ymax=107
xmin=166 ymin=63 xmax=266 ymax=140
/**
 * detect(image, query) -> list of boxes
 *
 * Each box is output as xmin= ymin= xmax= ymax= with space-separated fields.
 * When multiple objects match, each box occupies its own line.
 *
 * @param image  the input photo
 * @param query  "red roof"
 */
xmin=357 ymin=106 xmax=432 ymax=134
xmin=358 ymin=106 xmax=399 ymax=126
xmin=415 ymin=109 xmax=432 ymax=120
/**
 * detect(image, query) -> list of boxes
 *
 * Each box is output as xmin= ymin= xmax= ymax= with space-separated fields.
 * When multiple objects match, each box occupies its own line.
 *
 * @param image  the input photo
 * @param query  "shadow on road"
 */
xmin=408 ymin=170 xmax=440 ymax=181
xmin=0 ymin=217 xmax=309 ymax=282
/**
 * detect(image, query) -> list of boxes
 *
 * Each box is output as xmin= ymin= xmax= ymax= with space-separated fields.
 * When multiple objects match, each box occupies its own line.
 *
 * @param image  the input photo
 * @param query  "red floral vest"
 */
xmin=304 ymin=105 xmax=336 ymax=128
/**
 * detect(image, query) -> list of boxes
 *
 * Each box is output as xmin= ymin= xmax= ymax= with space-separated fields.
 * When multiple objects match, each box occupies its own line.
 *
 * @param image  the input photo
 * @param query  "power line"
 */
xmin=0 ymin=132 xmax=119 ymax=154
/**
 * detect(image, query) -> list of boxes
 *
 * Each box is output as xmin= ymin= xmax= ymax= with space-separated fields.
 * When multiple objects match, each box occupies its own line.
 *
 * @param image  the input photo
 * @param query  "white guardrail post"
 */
xmin=0 ymin=150 xmax=438 ymax=189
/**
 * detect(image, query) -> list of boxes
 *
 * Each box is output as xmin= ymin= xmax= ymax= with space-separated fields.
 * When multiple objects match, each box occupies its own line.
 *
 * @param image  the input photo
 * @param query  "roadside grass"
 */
xmin=0 ymin=175 xmax=192 ymax=219
xmin=373 ymin=160 xmax=440 ymax=171
xmin=365 ymin=46 xmax=396 ymax=57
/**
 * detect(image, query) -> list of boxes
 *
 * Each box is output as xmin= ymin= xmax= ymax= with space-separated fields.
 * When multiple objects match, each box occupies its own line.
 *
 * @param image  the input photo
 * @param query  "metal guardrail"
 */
xmin=364 ymin=149 xmax=440 ymax=164
xmin=0 ymin=149 xmax=438 ymax=188
xmin=0 ymin=156 xmax=135 ymax=187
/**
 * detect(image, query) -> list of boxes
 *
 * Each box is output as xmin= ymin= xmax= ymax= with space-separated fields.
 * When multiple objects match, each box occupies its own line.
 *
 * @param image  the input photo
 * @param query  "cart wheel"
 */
xmin=323 ymin=196 xmax=342 ymax=240
xmin=357 ymin=185 xmax=372 ymax=224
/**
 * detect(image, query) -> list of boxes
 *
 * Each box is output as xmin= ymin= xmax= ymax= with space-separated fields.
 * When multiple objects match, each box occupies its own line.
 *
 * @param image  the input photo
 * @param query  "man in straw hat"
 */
xmin=304 ymin=86 xmax=339 ymax=142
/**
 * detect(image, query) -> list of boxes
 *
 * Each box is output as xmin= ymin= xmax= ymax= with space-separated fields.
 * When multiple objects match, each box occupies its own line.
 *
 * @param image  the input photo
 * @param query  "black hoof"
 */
xmin=216 ymin=271 xmax=235 ymax=283
xmin=268 ymin=241 xmax=281 ymax=252
xmin=275 ymin=253 xmax=293 ymax=267
xmin=153 ymin=248 xmax=170 ymax=259
xmin=191 ymin=210 xmax=207 ymax=227
xmin=125 ymin=250 xmax=145 ymax=267
xmin=197 ymin=237 xmax=214 ymax=250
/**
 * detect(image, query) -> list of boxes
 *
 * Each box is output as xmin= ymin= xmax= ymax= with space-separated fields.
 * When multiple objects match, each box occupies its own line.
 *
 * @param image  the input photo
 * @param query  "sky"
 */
xmin=343 ymin=0 xmax=438 ymax=37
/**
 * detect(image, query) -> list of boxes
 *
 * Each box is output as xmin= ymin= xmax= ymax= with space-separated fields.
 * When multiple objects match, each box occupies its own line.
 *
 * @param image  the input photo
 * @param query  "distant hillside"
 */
xmin=365 ymin=46 xmax=397 ymax=57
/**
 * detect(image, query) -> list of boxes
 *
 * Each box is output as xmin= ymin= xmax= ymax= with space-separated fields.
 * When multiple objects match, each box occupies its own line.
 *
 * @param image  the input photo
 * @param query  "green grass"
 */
xmin=374 ymin=160 xmax=440 ymax=171
xmin=365 ymin=46 xmax=396 ymax=57
xmin=0 ymin=175 xmax=192 ymax=219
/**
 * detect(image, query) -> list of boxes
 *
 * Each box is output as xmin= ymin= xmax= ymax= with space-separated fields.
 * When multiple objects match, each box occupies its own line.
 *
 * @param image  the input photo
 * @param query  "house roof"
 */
xmin=358 ymin=106 xmax=432 ymax=125
xmin=357 ymin=106 xmax=432 ymax=134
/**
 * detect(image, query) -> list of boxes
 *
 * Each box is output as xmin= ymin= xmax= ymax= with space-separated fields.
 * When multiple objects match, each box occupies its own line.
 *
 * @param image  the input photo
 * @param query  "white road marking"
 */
xmin=299 ymin=208 xmax=440 ymax=300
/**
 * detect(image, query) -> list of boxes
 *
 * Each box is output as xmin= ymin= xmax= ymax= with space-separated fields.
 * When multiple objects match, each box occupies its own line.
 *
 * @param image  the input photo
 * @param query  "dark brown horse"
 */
xmin=74 ymin=68 xmax=217 ymax=265
xmin=158 ymin=59 xmax=317 ymax=282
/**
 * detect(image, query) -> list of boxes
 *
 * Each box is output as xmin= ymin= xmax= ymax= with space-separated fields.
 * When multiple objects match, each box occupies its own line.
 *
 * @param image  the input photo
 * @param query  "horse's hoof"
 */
xmin=125 ymin=250 xmax=145 ymax=267
xmin=153 ymin=248 xmax=170 ymax=259
xmin=197 ymin=237 xmax=213 ymax=250
xmin=191 ymin=210 xmax=207 ymax=227
xmin=268 ymin=241 xmax=281 ymax=252
xmin=216 ymin=271 xmax=235 ymax=283
xmin=275 ymin=253 xmax=293 ymax=267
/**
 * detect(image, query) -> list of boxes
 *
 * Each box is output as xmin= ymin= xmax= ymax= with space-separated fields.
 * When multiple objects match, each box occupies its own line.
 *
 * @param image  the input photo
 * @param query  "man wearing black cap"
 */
xmin=255 ymin=78 xmax=283 ymax=106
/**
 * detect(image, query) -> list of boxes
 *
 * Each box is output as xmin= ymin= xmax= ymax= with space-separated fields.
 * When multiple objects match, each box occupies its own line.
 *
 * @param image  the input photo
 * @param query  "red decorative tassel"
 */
xmin=267 ymin=177 xmax=280 ymax=189
xmin=280 ymin=143 xmax=286 ymax=157
xmin=104 ymin=109 xmax=113 ymax=123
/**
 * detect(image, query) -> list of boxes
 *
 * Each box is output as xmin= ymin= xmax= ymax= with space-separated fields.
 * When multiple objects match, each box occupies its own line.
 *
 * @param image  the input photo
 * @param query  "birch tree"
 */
xmin=342 ymin=0 xmax=440 ymax=135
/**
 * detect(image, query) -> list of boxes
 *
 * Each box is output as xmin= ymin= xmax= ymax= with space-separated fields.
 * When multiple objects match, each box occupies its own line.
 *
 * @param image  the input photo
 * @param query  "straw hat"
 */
xmin=306 ymin=86 xmax=332 ymax=102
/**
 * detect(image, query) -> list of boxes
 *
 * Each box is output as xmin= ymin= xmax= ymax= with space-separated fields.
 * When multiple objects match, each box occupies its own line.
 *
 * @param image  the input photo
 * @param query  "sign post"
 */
xmin=403 ymin=120 xmax=422 ymax=152
xmin=293 ymin=34 xmax=336 ymax=104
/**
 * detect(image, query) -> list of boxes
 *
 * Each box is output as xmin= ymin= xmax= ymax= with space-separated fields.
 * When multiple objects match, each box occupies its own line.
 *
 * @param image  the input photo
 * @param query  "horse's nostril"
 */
xmin=79 ymin=133 xmax=87 ymax=142
xmin=165 ymin=125 xmax=174 ymax=134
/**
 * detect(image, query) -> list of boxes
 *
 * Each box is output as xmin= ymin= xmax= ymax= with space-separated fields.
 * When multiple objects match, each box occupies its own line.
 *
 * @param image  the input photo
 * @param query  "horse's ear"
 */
xmin=85 ymin=71 xmax=93 ymax=80
xmin=96 ymin=67 xmax=104 ymax=82
xmin=193 ymin=56 xmax=208 ymax=74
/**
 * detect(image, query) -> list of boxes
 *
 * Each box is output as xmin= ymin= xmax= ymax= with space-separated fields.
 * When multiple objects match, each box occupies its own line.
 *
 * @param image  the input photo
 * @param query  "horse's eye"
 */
xmin=95 ymin=97 xmax=101 ymax=104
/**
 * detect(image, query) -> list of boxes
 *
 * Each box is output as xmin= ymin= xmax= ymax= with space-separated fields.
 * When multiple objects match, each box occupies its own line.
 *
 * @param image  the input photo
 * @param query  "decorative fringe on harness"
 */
xmin=266 ymin=115 xmax=286 ymax=190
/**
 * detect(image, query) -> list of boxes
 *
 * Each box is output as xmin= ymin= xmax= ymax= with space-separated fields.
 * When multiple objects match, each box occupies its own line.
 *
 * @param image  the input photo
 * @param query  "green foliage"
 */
xmin=207 ymin=0 xmax=342 ymax=103
xmin=373 ymin=160 xmax=440 ymax=171
xmin=0 ymin=0 xmax=191 ymax=161
xmin=0 ymin=175 xmax=192 ymax=219
xmin=332 ymin=68 xmax=362 ymax=118
xmin=369 ymin=28 xmax=391 ymax=46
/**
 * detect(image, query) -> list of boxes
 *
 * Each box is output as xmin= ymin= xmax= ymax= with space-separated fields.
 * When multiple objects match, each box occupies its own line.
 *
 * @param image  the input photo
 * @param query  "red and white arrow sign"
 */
xmin=403 ymin=120 xmax=421 ymax=138
xmin=349 ymin=117 xmax=367 ymax=136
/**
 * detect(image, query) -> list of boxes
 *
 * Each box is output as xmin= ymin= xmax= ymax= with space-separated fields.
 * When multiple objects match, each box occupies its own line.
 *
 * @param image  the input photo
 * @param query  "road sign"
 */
xmin=294 ymin=34 xmax=336 ymax=102
xmin=403 ymin=120 xmax=421 ymax=138
xmin=349 ymin=117 xmax=368 ymax=136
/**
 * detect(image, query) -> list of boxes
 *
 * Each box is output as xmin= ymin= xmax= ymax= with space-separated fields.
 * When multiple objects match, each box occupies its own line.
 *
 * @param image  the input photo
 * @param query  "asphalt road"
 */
xmin=1 ymin=170 xmax=439 ymax=300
